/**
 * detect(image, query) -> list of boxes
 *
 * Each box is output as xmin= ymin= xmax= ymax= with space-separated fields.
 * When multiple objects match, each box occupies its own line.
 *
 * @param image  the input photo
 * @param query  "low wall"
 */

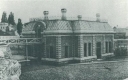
xmin=41 ymin=53 xmax=114 ymax=65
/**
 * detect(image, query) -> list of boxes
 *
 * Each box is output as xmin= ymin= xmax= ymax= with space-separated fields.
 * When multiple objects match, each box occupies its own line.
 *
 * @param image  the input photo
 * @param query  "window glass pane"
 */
xmin=84 ymin=43 xmax=87 ymax=57
xmin=109 ymin=42 xmax=112 ymax=53
xmin=50 ymin=46 xmax=55 ymax=58
xmin=74 ymin=44 xmax=78 ymax=57
xmin=88 ymin=43 xmax=91 ymax=56
xmin=106 ymin=42 xmax=108 ymax=53
xmin=46 ymin=46 xmax=49 ymax=58
xmin=65 ymin=46 xmax=68 ymax=58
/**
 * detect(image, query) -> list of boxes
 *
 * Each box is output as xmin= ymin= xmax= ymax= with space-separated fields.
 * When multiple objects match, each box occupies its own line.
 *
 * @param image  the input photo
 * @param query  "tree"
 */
xmin=1 ymin=11 xmax=8 ymax=23
xmin=8 ymin=12 xmax=15 ymax=25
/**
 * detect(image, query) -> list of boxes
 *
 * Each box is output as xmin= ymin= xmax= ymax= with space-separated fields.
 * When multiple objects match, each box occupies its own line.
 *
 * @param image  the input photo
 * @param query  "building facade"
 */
xmin=113 ymin=27 xmax=128 ymax=39
xmin=23 ymin=9 xmax=114 ymax=63
xmin=0 ymin=23 xmax=8 ymax=32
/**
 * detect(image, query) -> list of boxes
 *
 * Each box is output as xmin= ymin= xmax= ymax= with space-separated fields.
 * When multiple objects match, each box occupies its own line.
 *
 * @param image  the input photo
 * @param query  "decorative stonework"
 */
xmin=103 ymin=35 xmax=106 ymax=54
xmin=112 ymin=34 xmax=114 ymax=52
xmin=72 ymin=37 xmax=75 ymax=57
xmin=43 ymin=36 xmax=47 ymax=58
xmin=78 ymin=36 xmax=84 ymax=58
xmin=92 ymin=35 xmax=96 ymax=56
xmin=56 ymin=36 xmax=61 ymax=59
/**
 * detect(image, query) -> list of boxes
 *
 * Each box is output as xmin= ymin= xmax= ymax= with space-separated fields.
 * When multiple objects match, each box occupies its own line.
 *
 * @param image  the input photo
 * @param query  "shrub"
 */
xmin=114 ymin=47 xmax=128 ymax=56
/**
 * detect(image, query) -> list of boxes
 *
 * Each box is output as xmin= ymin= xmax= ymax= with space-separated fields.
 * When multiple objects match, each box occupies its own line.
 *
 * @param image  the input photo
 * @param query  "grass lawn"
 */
xmin=20 ymin=59 xmax=128 ymax=80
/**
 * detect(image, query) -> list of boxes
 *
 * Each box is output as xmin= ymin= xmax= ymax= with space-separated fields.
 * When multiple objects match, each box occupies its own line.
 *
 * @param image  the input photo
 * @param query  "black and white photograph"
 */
xmin=0 ymin=0 xmax=128 ymax=80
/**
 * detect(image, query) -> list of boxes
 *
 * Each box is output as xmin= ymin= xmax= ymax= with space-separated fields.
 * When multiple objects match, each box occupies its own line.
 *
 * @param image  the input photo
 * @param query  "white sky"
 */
xmin=0 ymin=0 xmax=128 ymax=28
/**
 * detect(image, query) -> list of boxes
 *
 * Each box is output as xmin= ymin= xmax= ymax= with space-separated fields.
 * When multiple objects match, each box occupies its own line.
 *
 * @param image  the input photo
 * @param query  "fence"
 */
xmin=0 ymin=37 xmax=42 ymax=44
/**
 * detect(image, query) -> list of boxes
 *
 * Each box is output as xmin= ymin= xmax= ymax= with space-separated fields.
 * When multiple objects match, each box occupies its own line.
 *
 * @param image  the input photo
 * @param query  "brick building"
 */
xmin=23 ymin=9 xmax=114 ymax=63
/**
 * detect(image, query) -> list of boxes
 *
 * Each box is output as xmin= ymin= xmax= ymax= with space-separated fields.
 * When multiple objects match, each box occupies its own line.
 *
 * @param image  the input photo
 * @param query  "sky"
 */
xmin=0 ymin=0 xmax=128 ymax=28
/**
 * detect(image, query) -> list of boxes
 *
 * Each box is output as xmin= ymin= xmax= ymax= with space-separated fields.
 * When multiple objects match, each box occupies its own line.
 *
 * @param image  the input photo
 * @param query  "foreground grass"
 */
xmin=20 ymin=61 xmax=128 ymax=80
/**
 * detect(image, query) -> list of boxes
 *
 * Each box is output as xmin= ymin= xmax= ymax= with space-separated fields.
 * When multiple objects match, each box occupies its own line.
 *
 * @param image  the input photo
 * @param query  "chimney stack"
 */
xmin=78 ymin=15 xmax=82 ymax=20
xmin=96 ymin=13 xmax=100 ymax=22
xmin=61 ymin=8 xmax=67 ymax=20
xmin=43 ymin=11 xmax=49 ymax=20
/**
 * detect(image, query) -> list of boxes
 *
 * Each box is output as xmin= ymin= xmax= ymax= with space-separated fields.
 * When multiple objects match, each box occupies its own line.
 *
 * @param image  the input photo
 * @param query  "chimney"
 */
xmin=43 ymin=11 xmax=49 ymax=20
xmin=61 ymin=8 xmax=67 ymax=20
xmin=96 ymin=13 xmax=100 ymax=22
xmin=78 ymin=15 xmax=82 ymax=20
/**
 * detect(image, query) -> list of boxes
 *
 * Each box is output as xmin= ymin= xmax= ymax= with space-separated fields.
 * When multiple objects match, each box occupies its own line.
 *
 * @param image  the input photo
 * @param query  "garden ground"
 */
xmin=20 ymin=57 xmax=128 ymax=80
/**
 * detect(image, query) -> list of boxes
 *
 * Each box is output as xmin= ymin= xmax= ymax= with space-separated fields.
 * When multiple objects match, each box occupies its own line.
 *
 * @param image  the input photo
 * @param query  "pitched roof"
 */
xmin=23 ymin=20 xmax=114 ymax=34
xmin=72 ymin=21 xmax=113 ymax=33
xmin=114 ymin=28 xmax=128 ymax=36
xmin=23 ymin=21 xmax=46 ymax=32
xmin=114 ymin=28 xmax=126 ymax=33
xmin=45 ymin=20 xmax=72 ymax=33
xmin=23 ymin=22 xmax=36 ymax=31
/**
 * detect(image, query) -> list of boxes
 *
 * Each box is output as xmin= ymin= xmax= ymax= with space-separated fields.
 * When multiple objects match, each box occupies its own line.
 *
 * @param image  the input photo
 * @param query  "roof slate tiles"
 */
xmin=23 ymin=20 xmax=114 ymax=33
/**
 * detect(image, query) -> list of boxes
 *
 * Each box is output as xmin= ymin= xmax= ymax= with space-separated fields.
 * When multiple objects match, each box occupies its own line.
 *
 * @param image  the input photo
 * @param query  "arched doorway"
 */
xmin=34 ymin=21 xmax=46 ymax=38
